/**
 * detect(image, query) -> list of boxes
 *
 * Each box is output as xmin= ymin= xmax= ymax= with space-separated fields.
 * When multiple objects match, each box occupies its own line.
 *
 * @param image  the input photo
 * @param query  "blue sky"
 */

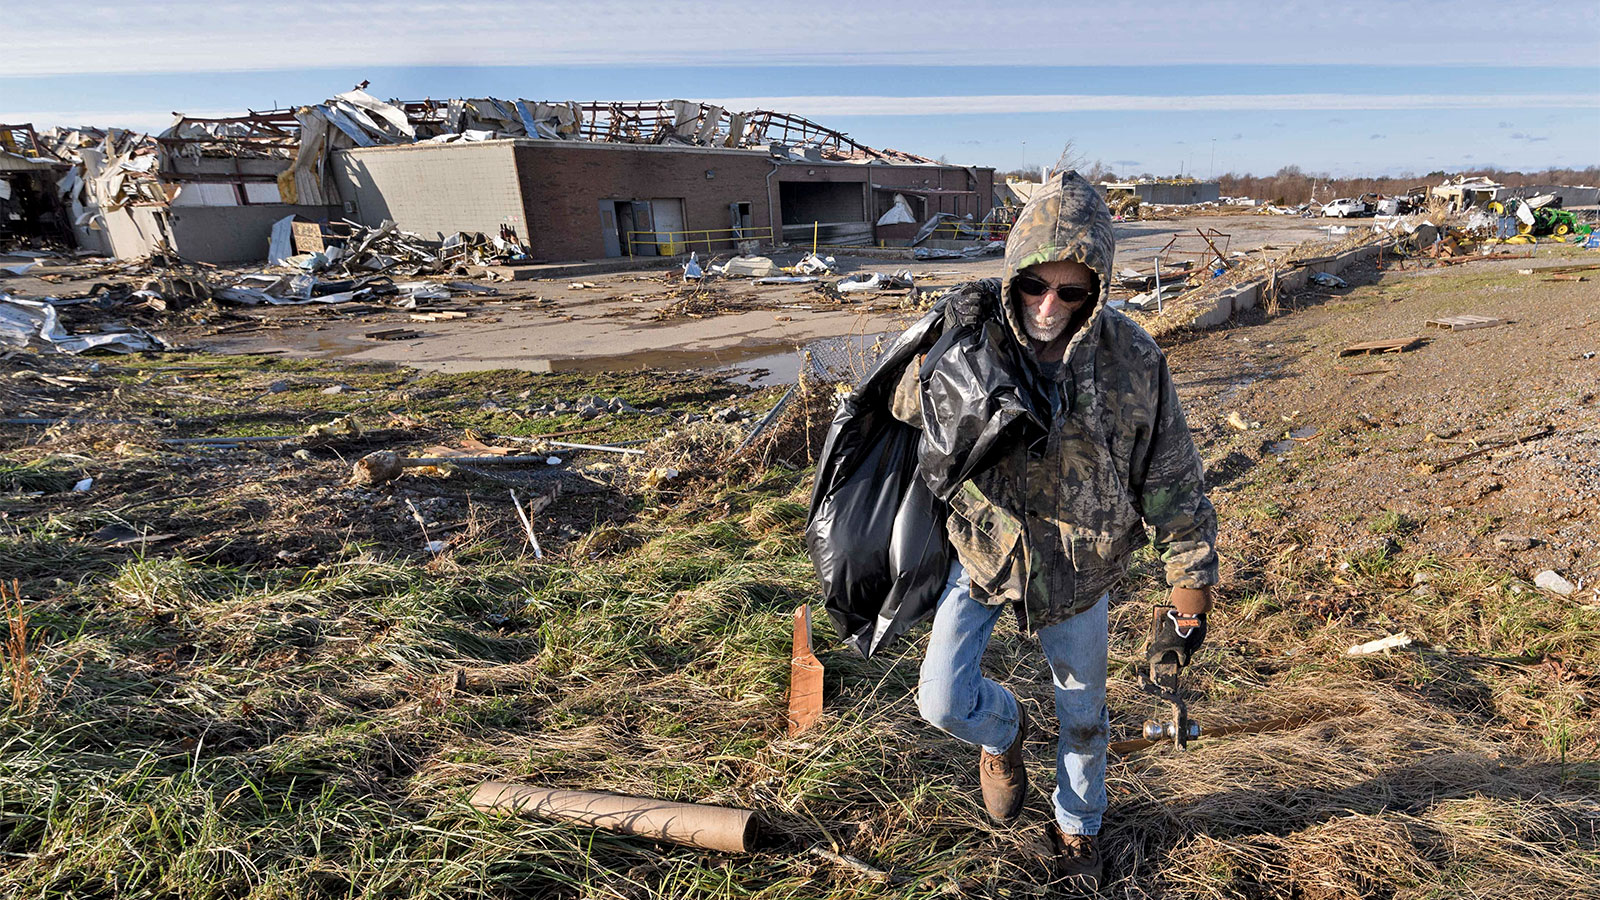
xmin=3 ymin=0 xmax=1596 ymax=177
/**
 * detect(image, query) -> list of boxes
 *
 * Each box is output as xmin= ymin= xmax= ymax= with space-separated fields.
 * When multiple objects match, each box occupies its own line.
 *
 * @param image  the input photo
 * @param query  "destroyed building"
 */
xmin=1099 ymin=178 xmax=1221 ymax=206
xmin=29 ymin=91 xmax=995 ymax=265
xmin=1 ymin=124 xmax=72 ymax=242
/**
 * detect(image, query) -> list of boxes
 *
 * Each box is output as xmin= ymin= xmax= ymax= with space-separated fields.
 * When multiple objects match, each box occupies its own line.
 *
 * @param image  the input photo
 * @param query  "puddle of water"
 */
xmin=527 ymin=332 xmax=895 ymax=386
xmin=1217 ymin=376 xmax=1257 ymax=405
xmin=311 ymin=335 xmax=372 ymax=358
xmin=1269 ymin=425 xmax=1318 ymax=455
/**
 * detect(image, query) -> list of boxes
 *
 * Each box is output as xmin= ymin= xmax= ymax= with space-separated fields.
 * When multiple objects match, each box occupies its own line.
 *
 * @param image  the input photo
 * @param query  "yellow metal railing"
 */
xmin=625 ymin=226 xmax=773 ymax=257
xmin=926 ymin=222 xmax=1012 ymax=241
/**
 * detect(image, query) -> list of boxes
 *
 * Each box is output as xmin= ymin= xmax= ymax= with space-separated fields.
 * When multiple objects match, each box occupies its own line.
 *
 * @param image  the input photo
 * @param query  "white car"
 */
xmin=1322 ymin=198 xmax=1368 ymax=218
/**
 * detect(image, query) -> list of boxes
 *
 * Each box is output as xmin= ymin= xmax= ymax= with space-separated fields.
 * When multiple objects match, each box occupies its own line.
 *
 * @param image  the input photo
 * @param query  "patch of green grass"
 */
xmin=0 ymin=457 xmax=84 ymax=494
xmin=1367 ymin=508 xmax=1416 ymax=535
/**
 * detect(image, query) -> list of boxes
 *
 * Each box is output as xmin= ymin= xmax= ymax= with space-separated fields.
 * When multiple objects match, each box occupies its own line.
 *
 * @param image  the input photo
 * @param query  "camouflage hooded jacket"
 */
xmin=895 ymin=171 xmax=1218 ymax=630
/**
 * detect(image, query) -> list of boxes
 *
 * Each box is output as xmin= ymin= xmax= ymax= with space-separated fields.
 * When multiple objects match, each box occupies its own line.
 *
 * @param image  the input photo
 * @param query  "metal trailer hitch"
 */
xmin=1137 ymin=651 xmax=1201 ymax=750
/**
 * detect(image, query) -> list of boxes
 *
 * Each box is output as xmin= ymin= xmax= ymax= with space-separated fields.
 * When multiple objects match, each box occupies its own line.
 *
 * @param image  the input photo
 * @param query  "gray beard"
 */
xmin=1023 ymin=314 xmax=1071 ymax=343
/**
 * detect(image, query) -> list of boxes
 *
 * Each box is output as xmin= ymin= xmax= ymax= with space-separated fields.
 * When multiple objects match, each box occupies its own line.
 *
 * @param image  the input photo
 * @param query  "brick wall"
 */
xmin=333 ymin=141 xmax=530 ymax=242
xmin=870 ymin=165 xmax=996 ymax=222
xmin=513 ymin=142 xmax=774 ymax=261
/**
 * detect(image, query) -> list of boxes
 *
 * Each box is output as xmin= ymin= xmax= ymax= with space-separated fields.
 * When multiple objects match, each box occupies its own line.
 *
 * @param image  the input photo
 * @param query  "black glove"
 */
xmin=1146 ymin=607 xmax=1207 ymax=670
xmin=942 ymin=278 xmax=1001 ymax=327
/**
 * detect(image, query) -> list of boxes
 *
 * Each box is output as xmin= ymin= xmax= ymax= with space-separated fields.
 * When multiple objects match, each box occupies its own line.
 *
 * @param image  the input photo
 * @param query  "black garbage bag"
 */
xmin=916 ymin=314 xmax=1049 ymax=501
xmin=807 ymin=313 xmax=950 ymax=658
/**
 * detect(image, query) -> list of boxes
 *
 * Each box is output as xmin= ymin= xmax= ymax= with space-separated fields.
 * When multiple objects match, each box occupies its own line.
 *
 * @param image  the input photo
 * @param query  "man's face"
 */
xmin=1015 ymin=259 xmax=1096 ymax=343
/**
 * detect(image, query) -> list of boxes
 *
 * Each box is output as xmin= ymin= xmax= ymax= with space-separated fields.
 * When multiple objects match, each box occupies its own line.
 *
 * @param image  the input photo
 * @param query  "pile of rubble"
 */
xmin=267 ymin=217 xmax=529 ymax=278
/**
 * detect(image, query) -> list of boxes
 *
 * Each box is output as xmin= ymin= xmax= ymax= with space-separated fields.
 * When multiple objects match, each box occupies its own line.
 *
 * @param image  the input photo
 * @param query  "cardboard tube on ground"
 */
xmin=469 ymin=781 xmax=758 ymax=853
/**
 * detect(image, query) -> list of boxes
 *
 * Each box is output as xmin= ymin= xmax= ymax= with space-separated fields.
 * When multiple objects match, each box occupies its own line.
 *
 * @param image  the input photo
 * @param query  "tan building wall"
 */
xmin=333 ymin=140 xmax=531 ymax=242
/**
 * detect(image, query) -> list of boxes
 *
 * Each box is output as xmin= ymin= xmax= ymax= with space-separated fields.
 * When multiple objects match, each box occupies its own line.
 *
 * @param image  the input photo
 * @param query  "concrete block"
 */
xmin=1280 ymin=268 xmax=1308 ymax=292
xmin=1231 ymin=282 xmax=1260 ymax=313
xmin=1189 ymin=295 xmax=1232 ymax=329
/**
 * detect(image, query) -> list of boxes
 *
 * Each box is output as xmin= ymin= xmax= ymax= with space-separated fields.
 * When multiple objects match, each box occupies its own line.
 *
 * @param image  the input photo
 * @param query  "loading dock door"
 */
xmin=778 ymin=180 xmax=870 ymax=246
xmin=650 ymin=198 xmax=685 ymax=255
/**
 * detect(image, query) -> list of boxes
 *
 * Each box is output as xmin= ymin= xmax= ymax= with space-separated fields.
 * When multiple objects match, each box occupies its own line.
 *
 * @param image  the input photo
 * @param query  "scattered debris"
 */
xmin=911 ymin=241 xmax=1004 ymax=260
xmin=1 ymin=293 xmax=168 ymax=355
xmin=92 ymin=523 xmax=178 ymax=547
xmin=1226 ymin=411 xmax=1260 ymax=431
xmin=835 ymin=271 xmax=913 ymax=294
xmin=1494 ymin=534 xmax=1537 ymax=551
xmin=468 ymin=782 xmax=757 ymax=854
xmin=641 ymin=466 xmax=680 ymax=489
xmin=806 ymin=844 xmax=892 ymax=884
xmin=1426 ymin=315 xmax=1503 ymax=331
xmin=305 ymin=415 xmax=361 ymax=439
xmin=1417 ymin=425 xmax=1555 ymax=474
xmin=792 ymin=254 xmax=836 ymax=275
xmin=365 ymin=328 xmax=422 ymax=341
xmin=509 ymin=489 xmax=544 ymax=559
xmin=1347 ymin=632 xmax=1414 ymax=655
xmin=716 ymin=256 xmax=782 ymax=278
xmin=545 ymin=439 xmax=644 ymax=456
xmin=788 ymin=604 xmax=824 ymax=737
xmin=1338 ymin=337 xmax=1424 ymax=357
xmin=1534 ymin=570 xmax=1576 ymax=596
xmin=1122 ymin=282 xmax=1187 ymax=312
xmin=351 ymin=450 xmax=404 ymax=485
xmin=1309 ymin=272 xmax=1348 ymax=288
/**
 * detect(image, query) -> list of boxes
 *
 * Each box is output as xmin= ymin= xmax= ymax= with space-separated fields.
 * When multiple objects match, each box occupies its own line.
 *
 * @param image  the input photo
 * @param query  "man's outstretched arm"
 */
xmin=1131 ymin=353 xmax=1219 ymax=615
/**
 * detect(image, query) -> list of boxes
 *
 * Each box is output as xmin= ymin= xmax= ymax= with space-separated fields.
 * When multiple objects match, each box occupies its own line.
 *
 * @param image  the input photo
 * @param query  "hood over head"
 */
xmin=999 ymin=170 xmax=1116 ymax=367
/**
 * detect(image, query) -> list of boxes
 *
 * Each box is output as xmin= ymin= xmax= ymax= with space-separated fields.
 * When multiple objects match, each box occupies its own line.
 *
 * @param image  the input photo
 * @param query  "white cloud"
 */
xmin=3 ymin=0 xmax=1596 ymax=74
xmin=702 ymin=94 xmax=1600 ymax=116
xmin=0 ymin=110 xmax=237 ymax=134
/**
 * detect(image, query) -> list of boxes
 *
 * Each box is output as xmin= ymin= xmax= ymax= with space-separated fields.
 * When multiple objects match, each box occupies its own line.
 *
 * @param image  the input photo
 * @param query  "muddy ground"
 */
xmin=3 ymin=212 xmax=1340 ymax=378
xmin=1171 ymin=251 xmax=1600 ymax=599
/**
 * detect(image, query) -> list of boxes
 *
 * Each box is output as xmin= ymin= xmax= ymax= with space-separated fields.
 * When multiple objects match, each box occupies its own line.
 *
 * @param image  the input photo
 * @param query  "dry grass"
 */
xmin=2 ymin=580 xmax=42 ymax=714
xmin=1 ymin=308 xmax=1596 ymax=898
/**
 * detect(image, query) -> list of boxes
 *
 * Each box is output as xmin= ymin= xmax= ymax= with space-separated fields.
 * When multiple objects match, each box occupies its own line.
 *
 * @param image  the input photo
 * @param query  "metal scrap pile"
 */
xmin=270 ymin=217 xmax=529 ymax=278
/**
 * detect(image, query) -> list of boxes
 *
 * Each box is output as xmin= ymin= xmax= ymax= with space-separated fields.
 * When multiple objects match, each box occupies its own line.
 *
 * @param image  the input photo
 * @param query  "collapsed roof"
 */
xmin=37 ymin=88 xmax=946 ymax=229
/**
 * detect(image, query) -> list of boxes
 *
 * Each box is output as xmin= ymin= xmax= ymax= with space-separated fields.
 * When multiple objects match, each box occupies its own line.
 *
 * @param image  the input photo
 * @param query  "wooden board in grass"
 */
xmin=788 ymin=604 xmax=824 ymax=736
xmin=1426 ymin=314 xmax=1503 ymax=331
xmin=1338 ymin=336 xmax=1425 ymax=357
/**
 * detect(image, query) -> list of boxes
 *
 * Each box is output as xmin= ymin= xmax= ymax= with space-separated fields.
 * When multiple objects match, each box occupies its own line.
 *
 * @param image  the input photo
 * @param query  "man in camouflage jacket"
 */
xmin=893 ymin=171 xmax=1218 ymax=888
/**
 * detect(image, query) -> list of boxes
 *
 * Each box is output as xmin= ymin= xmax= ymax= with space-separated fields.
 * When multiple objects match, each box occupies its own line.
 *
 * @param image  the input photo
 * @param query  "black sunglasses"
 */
xmin=1013 ymin=274 xmax=1094 ymax=305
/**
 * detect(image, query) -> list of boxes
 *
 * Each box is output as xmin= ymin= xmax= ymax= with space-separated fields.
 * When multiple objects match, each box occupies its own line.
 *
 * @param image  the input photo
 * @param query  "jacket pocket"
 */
xmin=1066 ymin=530 xmax=1134 ymax=609
xmin=947 ymin=482 xmax=1025 ymax=600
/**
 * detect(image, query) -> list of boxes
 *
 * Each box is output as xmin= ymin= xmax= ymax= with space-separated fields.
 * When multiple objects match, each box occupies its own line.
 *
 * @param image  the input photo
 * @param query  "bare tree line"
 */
xmin=998 ymin=163 xmax=1600 ymax=205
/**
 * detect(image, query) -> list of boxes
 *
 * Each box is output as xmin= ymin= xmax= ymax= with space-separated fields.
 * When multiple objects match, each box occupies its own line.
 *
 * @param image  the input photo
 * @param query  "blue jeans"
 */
xmin=917 ymin=561 xmax=1109 ymax=835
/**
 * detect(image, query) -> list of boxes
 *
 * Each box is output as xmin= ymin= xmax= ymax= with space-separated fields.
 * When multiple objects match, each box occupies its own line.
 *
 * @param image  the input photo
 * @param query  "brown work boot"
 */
xmin=1050 ymin=825 xmax=1103 ymax=893
xmin=979 ymin=707 xmax=1028 ymax=822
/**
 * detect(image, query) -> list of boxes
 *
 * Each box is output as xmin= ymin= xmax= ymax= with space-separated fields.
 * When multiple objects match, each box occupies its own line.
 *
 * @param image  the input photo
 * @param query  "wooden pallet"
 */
xmin=365 ymin=328 xmax=423 ymax=341
xmin=1425 ymin=314 xmax=1503 ymax=331
xmin=1338 ymin=337 xmax=1425 ymax=357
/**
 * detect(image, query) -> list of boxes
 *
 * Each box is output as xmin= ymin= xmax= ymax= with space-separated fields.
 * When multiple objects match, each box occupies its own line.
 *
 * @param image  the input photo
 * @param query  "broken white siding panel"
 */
xmin=278 ymin=109 xmax=338 ymax=206
xmin=329 ymin=89 xmax=416 ymax=143
xmin=242 ymin=182 xmax=282 ymax=203
xmin=170 ymin=182 xmax=239 ymax=207
xmin=321 ymin=106 xmax=381 ymax=148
